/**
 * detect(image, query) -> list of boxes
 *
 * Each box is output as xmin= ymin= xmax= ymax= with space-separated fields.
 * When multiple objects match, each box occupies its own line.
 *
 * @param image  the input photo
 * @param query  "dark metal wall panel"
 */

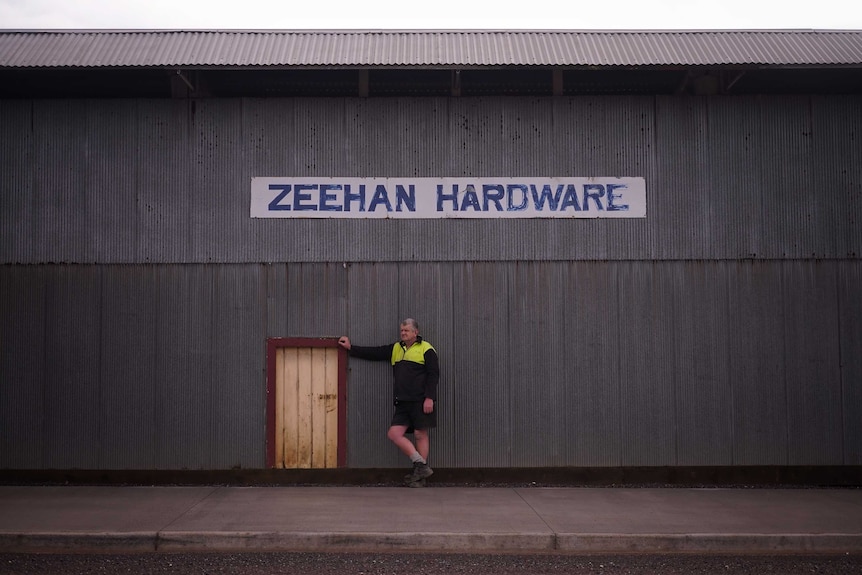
xmin=655 ymin=97 xmax=712 ymax=260
xmin=672 ymin=263 xmax=734 ymax=466
xmin=136 ymin=100 xmax=194 ymax=264
xmin=343 ymin=263 xmax=402 ymax=468
xmin=190 ymin=100 xmax=246 ymax=263
xmin=759 ymin=98 xmax=818 ymax=260
xmin=98 ymin=266 xmax=158 ymax=469
xmin=449 ymin=262 xmax=512 ymax=467
xmin=84 ymin=101 xmax=140 ymax=263
xmin=812 ymin=96 xmax=862 ymax=260
xmin=507 ymin=263 xmax=610 ymax=467
xmin=782 ymin=262 xmax=843 ymax=465
xmin=242 ymin=99 xmax=405 ymax=265
xmin=728 ymin=263 xmax=788 ymax=464
xmin=507 ymin=262 xmax=566 ymax=467
xmin=396 ymin=262 xmax=457 ymax=468
xmin=42 ymin=266 xmax=103 ymax=468
xmin=559 ymin=263 xmax=623 ymax=466
xmin=0 ymin=266 xmax=48 ymax=468
xmin=32 ymin=102 xmax=88 ymax=263
xmin=2 ymin=96 xmax=861 ymax=264
xmin=1 ymin=260 xmax=861 ymax=470
xmin=210 ymin=265 xmax=267 ymax=469
xmin=839 ymin=261 xmax=862 ymax=464
xmin=153 ymin=265 xmax=214 ymax=469
xmin=0 ymin=100 xmax=34 ymax=264
xmin=706 ymin=98 xmax=766 ymax=260
xmin=282 ymin=262 xmax=349 ymax=338
xmin=616 ymin=262 xmax=678 ymax=466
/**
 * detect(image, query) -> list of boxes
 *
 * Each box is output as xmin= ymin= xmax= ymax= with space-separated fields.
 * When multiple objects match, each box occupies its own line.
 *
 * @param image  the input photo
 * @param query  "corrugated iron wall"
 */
xmin=3 ymin=96 xmax=860 ymax=264
xmin=1 ymin=261 xmax=859 ymax=469
xmin=1 ymin=95 xmax=860 ymax=470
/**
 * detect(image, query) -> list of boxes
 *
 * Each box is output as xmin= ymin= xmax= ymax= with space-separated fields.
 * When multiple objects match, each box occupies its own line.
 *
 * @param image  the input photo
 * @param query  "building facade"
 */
xmin=1 ymin=30 xmax=860 ymax=476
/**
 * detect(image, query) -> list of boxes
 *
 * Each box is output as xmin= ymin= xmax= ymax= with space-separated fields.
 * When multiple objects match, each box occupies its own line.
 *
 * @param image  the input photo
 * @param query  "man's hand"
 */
xmin=423 ymin=398 xmax=434 ymax=414
xmin=338 ymin=336 xmax=351 ymax=350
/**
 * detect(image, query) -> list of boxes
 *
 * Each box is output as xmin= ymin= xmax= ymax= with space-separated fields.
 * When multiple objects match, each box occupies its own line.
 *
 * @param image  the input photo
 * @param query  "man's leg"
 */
xmin=414 ymin=428 xmax=430 ymax=461
xmin=387 ymin=425 xmax=418 ymax=457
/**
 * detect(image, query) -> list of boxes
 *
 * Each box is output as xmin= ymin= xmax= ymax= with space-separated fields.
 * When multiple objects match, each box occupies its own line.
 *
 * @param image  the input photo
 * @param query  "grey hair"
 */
xmin=401 ymin=318 xmax=419 ymax=331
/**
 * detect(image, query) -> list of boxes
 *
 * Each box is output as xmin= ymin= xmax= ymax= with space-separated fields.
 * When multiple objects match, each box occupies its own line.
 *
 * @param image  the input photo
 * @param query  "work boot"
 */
xmin=410 ymin=461 xmax=433 ymax=481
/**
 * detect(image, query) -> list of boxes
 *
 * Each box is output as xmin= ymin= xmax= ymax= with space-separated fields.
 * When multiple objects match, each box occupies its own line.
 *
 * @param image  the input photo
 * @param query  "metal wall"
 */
xmin=2 ymin=96 xmax=859 ymax=264
xmin=1 ymin=95 xmax=860 ymax=470
xmin=1 ymin=261 xmax=860 ymax=469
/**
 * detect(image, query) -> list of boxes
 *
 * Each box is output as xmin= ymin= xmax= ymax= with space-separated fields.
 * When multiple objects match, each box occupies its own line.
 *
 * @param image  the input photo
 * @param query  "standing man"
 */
xmin=338 ymin=318 xmax=439 ymax=486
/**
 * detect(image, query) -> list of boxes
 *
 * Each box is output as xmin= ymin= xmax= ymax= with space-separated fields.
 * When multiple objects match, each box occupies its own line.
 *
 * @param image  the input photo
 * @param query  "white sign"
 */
xmin=251 ymin=177 xmax=646 ymax=218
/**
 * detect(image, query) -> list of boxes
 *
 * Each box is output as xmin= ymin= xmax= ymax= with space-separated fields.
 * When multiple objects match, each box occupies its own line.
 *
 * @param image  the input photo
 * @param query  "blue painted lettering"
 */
xmin=369 ymin=184 xmax=393 ymax=212
xmin=560 ymin=184 xmax=582 ymax=211
xmin=531 ymin=184 xmax=565 ymax=211
xmin=582 ymin=184 xmax=605 ymax=211
xmin=507 ymin=184 xmax=528 ymax=211
xmin=460 ymin=185 xmax=481 ymax=211
xmin=293 ymin=184 xmax=317 ymax=211
xmin=437 ymin=184 xmax=459 ymax=211
xmin=344 ymin=184 xmax=365 ymax=211
xmin=319 ymin=184 xmax=342 ymax=211
xmin=395 ymin=185 xmax=416 ymax=212
xmin=483 ymin=184 xmax=505 ymax=211
xmin=606 ymin=183 xmax=629 ymax=211
xmin=268 ymin=184 xmax=292 ymax=211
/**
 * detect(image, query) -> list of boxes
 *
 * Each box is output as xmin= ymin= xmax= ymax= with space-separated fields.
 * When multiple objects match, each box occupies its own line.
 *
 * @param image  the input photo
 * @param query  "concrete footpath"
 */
xmin=1 ymin=486 xmax=861 ymax=554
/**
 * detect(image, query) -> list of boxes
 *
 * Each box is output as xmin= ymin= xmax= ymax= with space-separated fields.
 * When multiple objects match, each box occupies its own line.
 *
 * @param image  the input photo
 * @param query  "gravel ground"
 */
xmin=3 ymin=552 xmax=861 ymax=575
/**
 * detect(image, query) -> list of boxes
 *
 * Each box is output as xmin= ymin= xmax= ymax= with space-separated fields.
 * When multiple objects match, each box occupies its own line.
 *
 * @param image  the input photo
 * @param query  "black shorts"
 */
xmin=391 ymin=400 xmax=437 ymax=432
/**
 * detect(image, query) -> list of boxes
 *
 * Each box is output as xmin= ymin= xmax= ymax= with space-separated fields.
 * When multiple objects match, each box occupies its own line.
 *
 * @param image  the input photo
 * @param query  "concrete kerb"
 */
xmin=4 ymin=531 xmax=862 ymax=554
xmin=555 ymin=534 xmax=862 ymax=554
xmin=0 ymin=532 xmax=159 ymax=553
xmin=156 ymin=531 xmax=557 ymax=553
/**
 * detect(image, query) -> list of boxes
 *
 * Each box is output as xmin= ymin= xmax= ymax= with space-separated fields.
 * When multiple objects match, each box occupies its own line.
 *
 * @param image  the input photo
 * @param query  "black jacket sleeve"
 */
xmin=423 ymin=347 xmax=440 ymax=401
xmin=348 ymin=343 xmax=394 ymax=362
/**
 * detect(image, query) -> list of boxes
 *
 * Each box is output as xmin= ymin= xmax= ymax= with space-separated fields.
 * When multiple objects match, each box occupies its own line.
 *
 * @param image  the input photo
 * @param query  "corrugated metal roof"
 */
xmin=1 ymin=29 xmax=861 ymax=69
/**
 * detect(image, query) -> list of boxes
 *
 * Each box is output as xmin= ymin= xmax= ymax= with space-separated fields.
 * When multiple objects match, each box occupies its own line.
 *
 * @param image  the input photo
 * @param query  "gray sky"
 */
xmin=0 ymin=0 xmax=860 ymax=30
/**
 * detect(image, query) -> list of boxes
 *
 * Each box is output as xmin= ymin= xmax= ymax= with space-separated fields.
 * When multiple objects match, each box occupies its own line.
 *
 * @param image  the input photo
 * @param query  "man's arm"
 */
xmin=338 ymin=336 xmax=392 ymax=361
xmin=423 ymin=348 xmax=440 ymax=406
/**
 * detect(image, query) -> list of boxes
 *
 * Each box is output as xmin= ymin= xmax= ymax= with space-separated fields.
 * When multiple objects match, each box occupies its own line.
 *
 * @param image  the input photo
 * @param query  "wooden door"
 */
xmin=267 ymin=339 xmax=346 ymax=468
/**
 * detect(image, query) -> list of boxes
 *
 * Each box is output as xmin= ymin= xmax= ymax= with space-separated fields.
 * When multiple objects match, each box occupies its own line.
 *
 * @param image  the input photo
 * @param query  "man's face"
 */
xmin=400 ymin=323 xmax=418 ymax=346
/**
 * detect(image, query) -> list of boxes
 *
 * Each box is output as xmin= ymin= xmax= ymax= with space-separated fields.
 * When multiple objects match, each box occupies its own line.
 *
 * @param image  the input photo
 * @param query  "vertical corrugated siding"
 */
xmin=210 ymin=264 xmax=266 ymax=468
xmin=672 ymin=263 xmax=733 ymax=465
xmin=0 ymin=259 xmax=859 ymax=469
xmin=563 ymin=262 xmax=624 ymax=466
xmin=0 ymin=101 xmax=33 ymax=262
xmin=839 ymin=261 xmax=862 ymax=465
xmin=728 ymin=263 xmax=788 ymax=464
xmin=343 ymin=262 xmax=402 ymax=467
xmin=616 ymin=262 xmax=677 ymax=466
xmin=449 ymin=262 xmax=512 ymax=467
xmin=782 ymin=262 xmax=843 ymax=464
xmin=0 ymin=266 xmax=48 ymax=467
xmin=43 ymin=266 xmax=102 ymax=468
xmin=508 ymin=263 xmax=567 ymax=466
xmin=3 ymin=95 xmax=860 ymax=264
xmin=812 ymin=96 xmax=862 ymax=260
xmin=98 ymin=266 xmax=158 ymax=468
xmin=154 ymin=265 xmax=214 ymax=468
xmin=1 ymin=92 xmax=860 ymax=471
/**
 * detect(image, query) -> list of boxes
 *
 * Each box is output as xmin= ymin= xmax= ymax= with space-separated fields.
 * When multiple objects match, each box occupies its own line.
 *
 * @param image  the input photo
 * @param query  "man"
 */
xmin=338 ymin=318 xmax=439 ymax=486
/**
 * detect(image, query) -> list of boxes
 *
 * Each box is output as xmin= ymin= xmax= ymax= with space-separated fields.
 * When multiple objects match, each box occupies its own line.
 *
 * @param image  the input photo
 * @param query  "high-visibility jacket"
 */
xmin=349 ymin=336 xmax=440 ymax=402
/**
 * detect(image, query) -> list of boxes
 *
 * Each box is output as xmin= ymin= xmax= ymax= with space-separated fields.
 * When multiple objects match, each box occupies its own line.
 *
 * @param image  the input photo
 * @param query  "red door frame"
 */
xmin=266 ymin=337 xmax=348 ymax=468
